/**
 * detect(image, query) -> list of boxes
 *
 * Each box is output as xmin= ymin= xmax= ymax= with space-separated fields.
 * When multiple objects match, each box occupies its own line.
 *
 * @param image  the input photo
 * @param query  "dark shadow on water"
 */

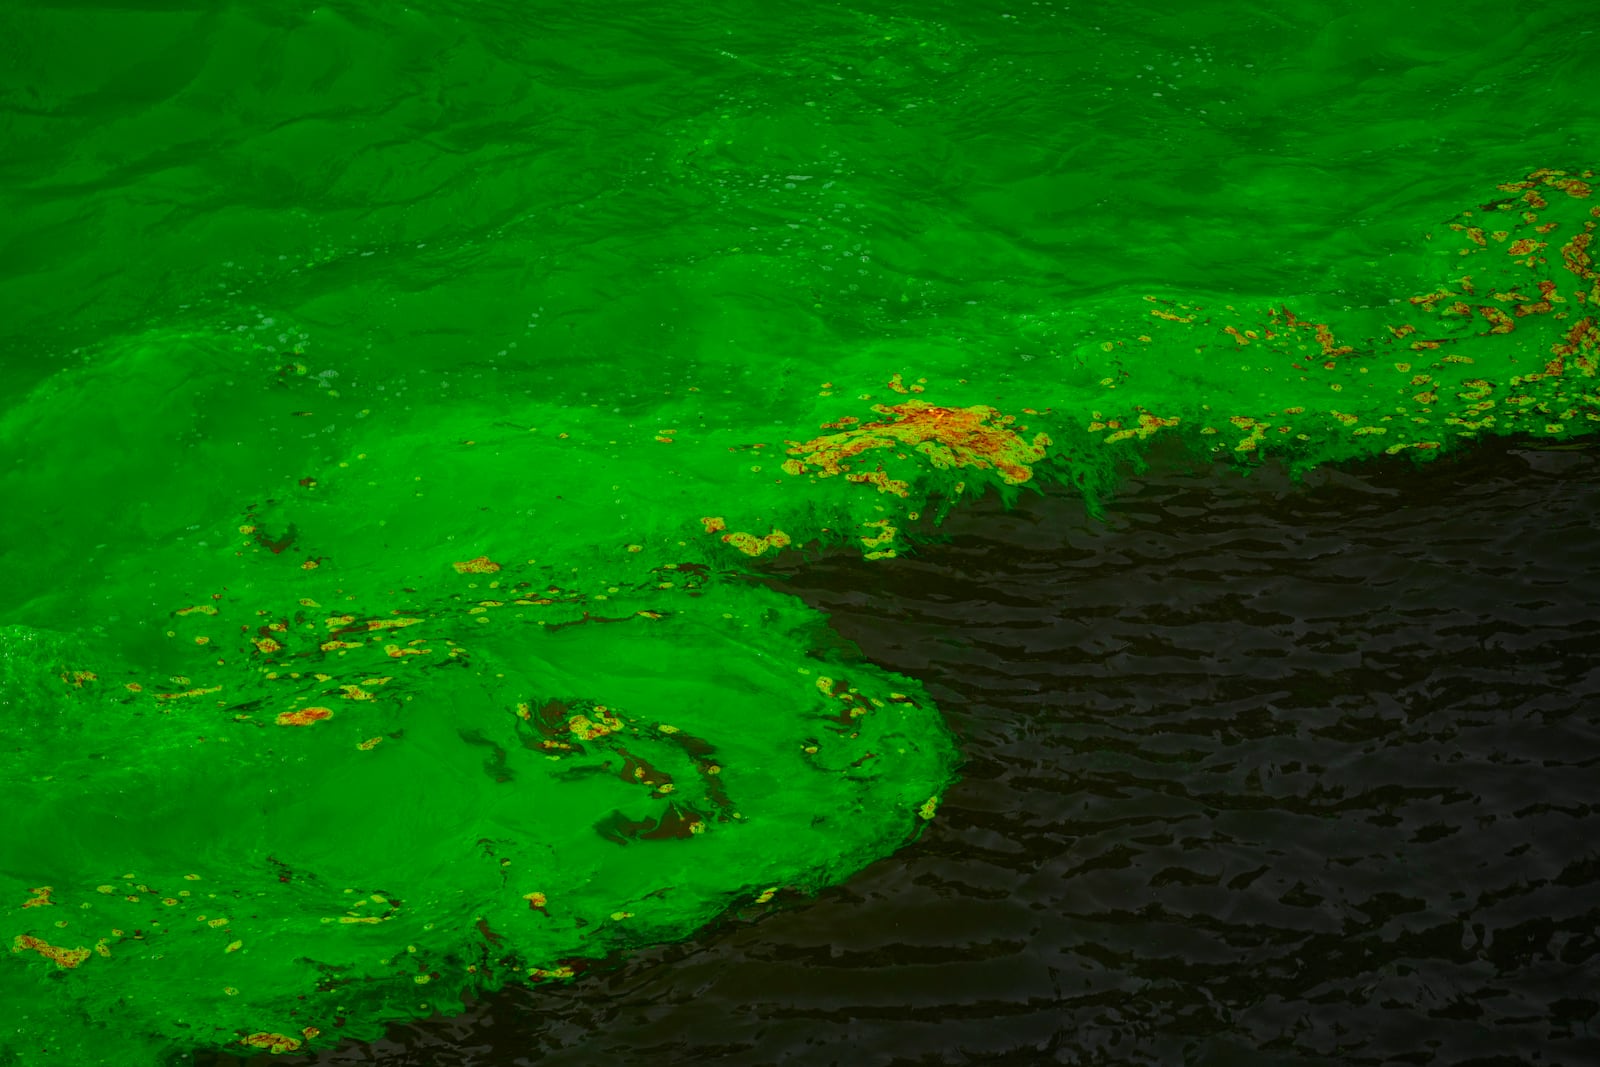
xmin=199 ymin=440 xmax=1600 ymax=1066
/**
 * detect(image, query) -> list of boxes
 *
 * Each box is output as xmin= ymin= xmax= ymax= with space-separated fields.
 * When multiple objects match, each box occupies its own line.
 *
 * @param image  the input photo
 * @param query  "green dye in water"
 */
xmin=3 ymin=162 xmax=1593 ymax=1067
xmin=2 ymin=4 xmax=1598 ymax=1064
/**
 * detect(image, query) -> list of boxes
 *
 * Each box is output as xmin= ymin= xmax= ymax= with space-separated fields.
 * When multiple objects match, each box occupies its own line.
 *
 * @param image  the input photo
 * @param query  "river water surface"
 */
xmin=243 ymin=444 xmax=1600 ymax=1066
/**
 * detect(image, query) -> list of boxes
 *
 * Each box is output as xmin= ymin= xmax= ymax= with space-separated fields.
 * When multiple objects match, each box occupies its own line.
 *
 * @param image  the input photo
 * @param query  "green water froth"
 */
xmin=2 ymin=1 xmax=1599 ymax=1063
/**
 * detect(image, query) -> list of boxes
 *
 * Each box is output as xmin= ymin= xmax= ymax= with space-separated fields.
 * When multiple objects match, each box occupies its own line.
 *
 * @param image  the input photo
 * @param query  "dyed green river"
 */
xmin=2 ymin=2 xmax=1597 ymax=1063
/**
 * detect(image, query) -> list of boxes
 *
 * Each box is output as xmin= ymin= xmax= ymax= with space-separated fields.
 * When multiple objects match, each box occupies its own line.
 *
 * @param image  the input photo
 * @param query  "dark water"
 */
xmin=212 ymin=443 xmax=1600 ymax=1066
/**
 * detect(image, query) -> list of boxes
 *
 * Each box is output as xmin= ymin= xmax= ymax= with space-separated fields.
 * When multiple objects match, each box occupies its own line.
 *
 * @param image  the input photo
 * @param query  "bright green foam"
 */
xmin=2 ymin=167 xmax=1597 ymax=1064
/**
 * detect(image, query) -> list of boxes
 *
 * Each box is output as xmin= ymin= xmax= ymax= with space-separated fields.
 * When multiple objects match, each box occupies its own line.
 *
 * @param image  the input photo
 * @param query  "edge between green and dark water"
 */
xmin=198 ymin=436 xmax=1600 ymax=1066
xmin=5 ymin=3 xmax=1600 ymax=1063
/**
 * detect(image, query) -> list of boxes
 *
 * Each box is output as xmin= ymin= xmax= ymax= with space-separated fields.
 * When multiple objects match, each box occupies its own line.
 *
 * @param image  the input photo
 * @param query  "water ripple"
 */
xmin=246 ymin=443 xmax=1600 ymax=1066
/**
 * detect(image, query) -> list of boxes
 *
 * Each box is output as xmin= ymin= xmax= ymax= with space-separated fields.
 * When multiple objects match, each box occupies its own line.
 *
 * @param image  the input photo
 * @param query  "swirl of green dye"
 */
xmin=2 ymin=167 xmax=1597 ymax=1065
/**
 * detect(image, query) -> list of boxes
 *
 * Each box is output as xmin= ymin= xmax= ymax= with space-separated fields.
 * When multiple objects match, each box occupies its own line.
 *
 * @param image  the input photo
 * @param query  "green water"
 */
xmin=2 ymin=1 xmax=1597 ymax=1063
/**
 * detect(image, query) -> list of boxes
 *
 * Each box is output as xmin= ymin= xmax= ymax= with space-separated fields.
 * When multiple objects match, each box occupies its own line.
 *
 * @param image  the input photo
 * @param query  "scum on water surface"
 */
xmin=2 ymin=167 xmax=1597 ymax=1064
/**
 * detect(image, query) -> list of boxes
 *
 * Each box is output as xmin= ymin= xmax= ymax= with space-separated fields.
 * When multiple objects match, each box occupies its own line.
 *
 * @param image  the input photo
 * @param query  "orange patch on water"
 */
xmin=275 ymin=707 xmax=333 ymax=727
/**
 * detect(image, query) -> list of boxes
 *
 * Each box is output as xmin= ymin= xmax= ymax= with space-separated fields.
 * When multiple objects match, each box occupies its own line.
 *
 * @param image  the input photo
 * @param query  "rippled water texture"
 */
xmin=8 ymin=0 xmax=1600 ymax=1063
xmin=238 ymin=444 xmax=1600 ymax=1066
